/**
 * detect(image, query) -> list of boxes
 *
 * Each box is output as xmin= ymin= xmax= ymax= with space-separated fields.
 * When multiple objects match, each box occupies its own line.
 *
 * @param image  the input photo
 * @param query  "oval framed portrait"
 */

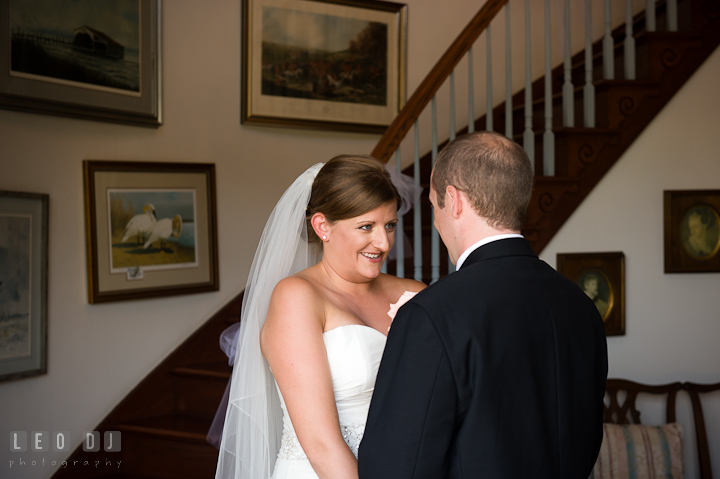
xmin=557 ymin=252 xmax=625 ymax=336
xmin=665 ymin=190 xmax=720 ymax=273
xmin=576 ymin=268 xmax=613 ymax=321
xmin=680 ymin=204 xmax=720 ymax=260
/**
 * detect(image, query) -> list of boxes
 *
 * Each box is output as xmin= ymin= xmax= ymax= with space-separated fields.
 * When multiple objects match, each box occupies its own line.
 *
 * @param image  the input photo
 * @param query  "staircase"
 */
xmin=52 ymin=0 xmax=720 ymax=477
xmin=383 ymin=0 xmax=720 ymax=281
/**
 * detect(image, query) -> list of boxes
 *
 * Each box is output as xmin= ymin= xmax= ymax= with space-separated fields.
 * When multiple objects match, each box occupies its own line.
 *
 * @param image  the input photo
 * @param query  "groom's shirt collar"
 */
xmin=455 ymin=234 xmax=524 ymax=270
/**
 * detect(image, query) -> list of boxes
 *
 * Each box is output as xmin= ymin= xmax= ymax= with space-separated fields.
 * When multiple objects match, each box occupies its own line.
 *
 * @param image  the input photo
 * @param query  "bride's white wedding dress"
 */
xmin=270 ymin=324 xmax=387 ymax=479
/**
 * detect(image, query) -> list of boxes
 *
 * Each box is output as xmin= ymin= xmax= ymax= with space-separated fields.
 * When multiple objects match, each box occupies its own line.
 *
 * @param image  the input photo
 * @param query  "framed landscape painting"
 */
xmin=0 ymin=191 xmax=48 ymax=382
xmin=242 ymin=0 xmax=407 ymax=132
xmin=83 ymin=161 xmax=218 ymax=303
xmin=664 ymin=190 xmax=720 ymax=273
xmin=556 ymin=252 xmax=625 ymax=336
xmin=0 ymin=0 xmax=161 ymax=126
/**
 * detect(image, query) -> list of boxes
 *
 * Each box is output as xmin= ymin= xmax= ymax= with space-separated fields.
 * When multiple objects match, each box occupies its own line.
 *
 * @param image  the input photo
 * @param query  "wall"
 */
xmin=539 ymin=47 xmax=720 ymax=477
xmin=0 ymin=1 xmax=489 ymax=478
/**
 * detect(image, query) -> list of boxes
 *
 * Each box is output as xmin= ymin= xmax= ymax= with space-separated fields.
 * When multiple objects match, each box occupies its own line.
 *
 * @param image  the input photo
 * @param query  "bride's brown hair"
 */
xmin=306 ymin=155 xmax=402 ymax=244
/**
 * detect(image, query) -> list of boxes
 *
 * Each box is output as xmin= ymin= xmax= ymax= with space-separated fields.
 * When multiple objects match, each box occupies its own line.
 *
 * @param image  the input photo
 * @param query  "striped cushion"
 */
xmin=593 ymin=423 xmax=684 ymax=479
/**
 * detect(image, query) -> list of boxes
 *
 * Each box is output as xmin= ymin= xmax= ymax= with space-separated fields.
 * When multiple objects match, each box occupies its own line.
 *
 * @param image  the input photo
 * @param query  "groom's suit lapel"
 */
xmin=460 ymin=237 xmax=536 ymax=270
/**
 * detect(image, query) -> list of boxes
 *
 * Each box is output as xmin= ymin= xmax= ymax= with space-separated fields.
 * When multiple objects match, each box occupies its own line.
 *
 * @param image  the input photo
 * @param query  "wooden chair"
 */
xmin=684 ymin=381 xmax=720 ymax=479
xmin=604 ymin=378 xmax=683 ymax=424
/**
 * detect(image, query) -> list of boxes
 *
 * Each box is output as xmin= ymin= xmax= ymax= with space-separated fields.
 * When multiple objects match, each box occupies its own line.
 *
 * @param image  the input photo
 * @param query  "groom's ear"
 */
xmin=311 ymin=212 xmax=330 ymax=240
xmin=446 ymin=186 xmax=463 ymax=218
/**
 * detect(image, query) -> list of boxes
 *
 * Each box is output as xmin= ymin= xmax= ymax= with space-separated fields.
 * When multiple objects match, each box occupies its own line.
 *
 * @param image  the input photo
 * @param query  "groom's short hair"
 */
xmin=432 ymin=131 xmax=533 ymax=232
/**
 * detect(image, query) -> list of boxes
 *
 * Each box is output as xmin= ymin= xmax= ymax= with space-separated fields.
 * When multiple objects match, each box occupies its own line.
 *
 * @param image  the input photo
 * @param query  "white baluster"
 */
xmin=468 ymin=46 xmax=475 ymax=133
xmin=584 ymin=0 xmax=595 ymax=127
xmin=668 ymin=0 xmax=678 ymax=31
xmin=563 ymin=0 xmax=574 ymax=127
xmin=395 ymin=146 xmax=404 ymax=278
xmin=604 ymin=0 xmax=614 ymax=79
xmin=646 ymin=0 xmax=656 ymax=31
xmin=487 ymin=25 xmax=494 ymax=131
xmin=523 ymin=0 xmax=534 ymax=164
xmin=450 ymin=71 xmax=456 ymax=141
xmin=624 ymin=0 xmax=636 ymax=80
xmin=448 ymin=70 xmax=457 ymax=275
xmin=431 ymin=97 xmax=440 ymax=284
xmin=544 ymin=0 xmax=554 ymax=175
xmin=505 ymin=3 xmax=513 ymax=139
xmin=413 ymin=120 xmax=422 ymax=282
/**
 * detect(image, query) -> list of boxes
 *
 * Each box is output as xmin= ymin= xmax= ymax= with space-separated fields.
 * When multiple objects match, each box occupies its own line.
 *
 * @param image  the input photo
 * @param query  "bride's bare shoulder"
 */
xmin=271 ymin=273 xmax=323 ymax=310
xmin=262 ymin=274 xmax=326 ymax=351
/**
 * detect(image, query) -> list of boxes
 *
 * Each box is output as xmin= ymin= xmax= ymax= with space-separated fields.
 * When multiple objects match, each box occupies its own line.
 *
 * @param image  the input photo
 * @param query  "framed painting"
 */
xmin=0 ymin=191 xmax=48 ymax=382
xmin=242 ymin=0 xmax=407 ymax=133
xmin=664 ymin=190 xmax=720 ymax=273
xmin=0 ymin=0 xmax=162 ymax=127
xmin=83 ymin=161 xmax=219 ymax=303
xmin=556 ymin=252 xmax=625 ymax=336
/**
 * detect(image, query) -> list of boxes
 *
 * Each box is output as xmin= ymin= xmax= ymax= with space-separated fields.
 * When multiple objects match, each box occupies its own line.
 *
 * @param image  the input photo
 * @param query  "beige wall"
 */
xmin=0 ymin=0 xmax=718 ymax=477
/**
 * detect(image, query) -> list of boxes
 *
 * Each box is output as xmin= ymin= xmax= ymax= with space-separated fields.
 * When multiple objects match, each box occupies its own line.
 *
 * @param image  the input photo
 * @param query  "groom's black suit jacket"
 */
xmin=359 ymin=238 xmax=608 ymax=479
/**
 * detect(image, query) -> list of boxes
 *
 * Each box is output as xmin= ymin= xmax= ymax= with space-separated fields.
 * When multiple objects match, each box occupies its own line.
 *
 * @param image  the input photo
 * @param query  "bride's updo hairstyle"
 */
xmin=306 ymin=154 xmax=402 ymax=244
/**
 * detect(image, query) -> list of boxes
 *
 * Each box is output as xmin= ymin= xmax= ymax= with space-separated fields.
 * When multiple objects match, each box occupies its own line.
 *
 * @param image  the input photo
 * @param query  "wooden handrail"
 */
xmin=371 ymin=0 xmax=509 ymax=163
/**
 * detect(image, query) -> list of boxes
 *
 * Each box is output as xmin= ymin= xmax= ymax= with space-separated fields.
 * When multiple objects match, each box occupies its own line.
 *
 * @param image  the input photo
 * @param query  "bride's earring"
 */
xmin=322 ymin=235 xmax=327 ymax=241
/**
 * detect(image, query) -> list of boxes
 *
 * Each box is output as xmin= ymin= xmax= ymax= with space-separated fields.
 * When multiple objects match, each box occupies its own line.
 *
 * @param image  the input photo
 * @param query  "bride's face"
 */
xmin=324 ymin=201 xmax=398 ymax=283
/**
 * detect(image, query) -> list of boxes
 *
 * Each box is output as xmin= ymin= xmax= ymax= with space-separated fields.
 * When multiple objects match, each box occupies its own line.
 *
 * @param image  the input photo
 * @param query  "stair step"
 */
xmin=114 ymin=415 xmax=211 ymax=443
xmin=171 ymin=362 xmax=232 ymax=380
xmin=112 ymin=416 xmax=218 ymax=479
xmin=96 ymin=475 xmax=166 ymax=479
xmin=170 ymin=363 xmax=230 ymax=418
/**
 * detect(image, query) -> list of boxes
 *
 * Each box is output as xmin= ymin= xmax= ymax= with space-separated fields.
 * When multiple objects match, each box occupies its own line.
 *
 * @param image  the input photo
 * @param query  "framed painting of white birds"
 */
xmin=0 ymin=190 xmax=48 ymax=382
xmin=83 ymin=161 xmax=218 ymax=303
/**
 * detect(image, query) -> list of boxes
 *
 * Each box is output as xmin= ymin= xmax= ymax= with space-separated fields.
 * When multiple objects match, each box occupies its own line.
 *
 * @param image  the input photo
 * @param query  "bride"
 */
xmin=215 ymin=155 xmax=426 ymax=479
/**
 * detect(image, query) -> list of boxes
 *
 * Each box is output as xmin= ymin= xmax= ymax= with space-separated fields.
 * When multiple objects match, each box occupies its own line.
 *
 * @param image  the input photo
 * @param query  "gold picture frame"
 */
xmin=242 ymin=0 xmax=407 ymax=132
xmin=664 ymin=190 xmax=720 ymax=273
xmin=557 ymin=252 xmax=625 ymax=336
xmin=83 ymin=161 xmax=218 ymax=303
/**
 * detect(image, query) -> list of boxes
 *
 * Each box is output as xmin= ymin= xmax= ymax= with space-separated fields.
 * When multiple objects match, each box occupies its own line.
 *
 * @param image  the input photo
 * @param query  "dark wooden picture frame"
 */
xmin=0 ymin=0 xmax=162 ymax=127
xmin=0 ymin=190 xmax=48 ymax=382
xmin=83 ymin=161 xmax=219 ymax=303
xmin=664 ymin=190 xmax=720 ymax=273
xmin=557 ymin=252 xmax=625 ymax=336
xmin=242 ymin=0 xmax=407 ymax=132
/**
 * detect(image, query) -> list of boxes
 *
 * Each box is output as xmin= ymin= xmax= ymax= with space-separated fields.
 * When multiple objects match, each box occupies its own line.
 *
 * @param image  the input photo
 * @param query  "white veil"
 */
xmin=215 ymin=163 xmax=324 ymax=479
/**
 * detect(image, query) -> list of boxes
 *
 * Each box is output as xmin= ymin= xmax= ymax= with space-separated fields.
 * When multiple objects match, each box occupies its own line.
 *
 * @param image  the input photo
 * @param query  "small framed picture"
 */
xmin=0 ymin=190 xmax=48 ymax=381
xmin=556 ymin=252 xmax=625 ymax=336
xmin=242 ymin=0 xmax=407 ymax=132
xmin=83 ymin=161 xmax=219 ymax=303
xmin=0 ymin=0 xmax=162 ymax=127
xmin=664 ymin=190 xmax=720 ymax=273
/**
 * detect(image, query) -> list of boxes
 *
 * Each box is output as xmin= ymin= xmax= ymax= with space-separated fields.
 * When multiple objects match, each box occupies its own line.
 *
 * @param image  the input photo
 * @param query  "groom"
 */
xmin=359 ymin=132 xmax=608 ymax=479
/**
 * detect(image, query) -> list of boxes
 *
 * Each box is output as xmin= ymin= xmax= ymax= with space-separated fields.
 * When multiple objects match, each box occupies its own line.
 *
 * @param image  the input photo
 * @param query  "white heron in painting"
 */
xmin=143 ymin=214 xmax=182 ymax=251
xmin=121 ymin=203 xmax=156 ymax=244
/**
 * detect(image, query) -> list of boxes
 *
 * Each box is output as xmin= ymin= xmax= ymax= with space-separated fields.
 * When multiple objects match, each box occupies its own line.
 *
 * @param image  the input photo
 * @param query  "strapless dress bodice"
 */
xmin=272 ymin=324 xmax=386 ymax=476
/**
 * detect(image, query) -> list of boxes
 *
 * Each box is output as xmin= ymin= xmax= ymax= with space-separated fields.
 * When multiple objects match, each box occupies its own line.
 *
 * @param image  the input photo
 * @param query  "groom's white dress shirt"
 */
xmin=455 ymin=234 xmax=524 ymax=270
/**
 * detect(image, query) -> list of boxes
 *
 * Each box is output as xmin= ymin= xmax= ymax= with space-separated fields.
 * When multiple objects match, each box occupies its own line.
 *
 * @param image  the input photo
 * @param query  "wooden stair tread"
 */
xmin=113 ymin=415 xmax=212 ymax=442
xmin=171 ymin=362 xmax=231 ymax=380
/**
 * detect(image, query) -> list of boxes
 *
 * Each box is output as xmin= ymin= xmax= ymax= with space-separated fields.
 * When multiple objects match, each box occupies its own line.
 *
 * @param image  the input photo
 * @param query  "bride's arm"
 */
xmin=261 ymin=276 xmax=359 ymax=479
